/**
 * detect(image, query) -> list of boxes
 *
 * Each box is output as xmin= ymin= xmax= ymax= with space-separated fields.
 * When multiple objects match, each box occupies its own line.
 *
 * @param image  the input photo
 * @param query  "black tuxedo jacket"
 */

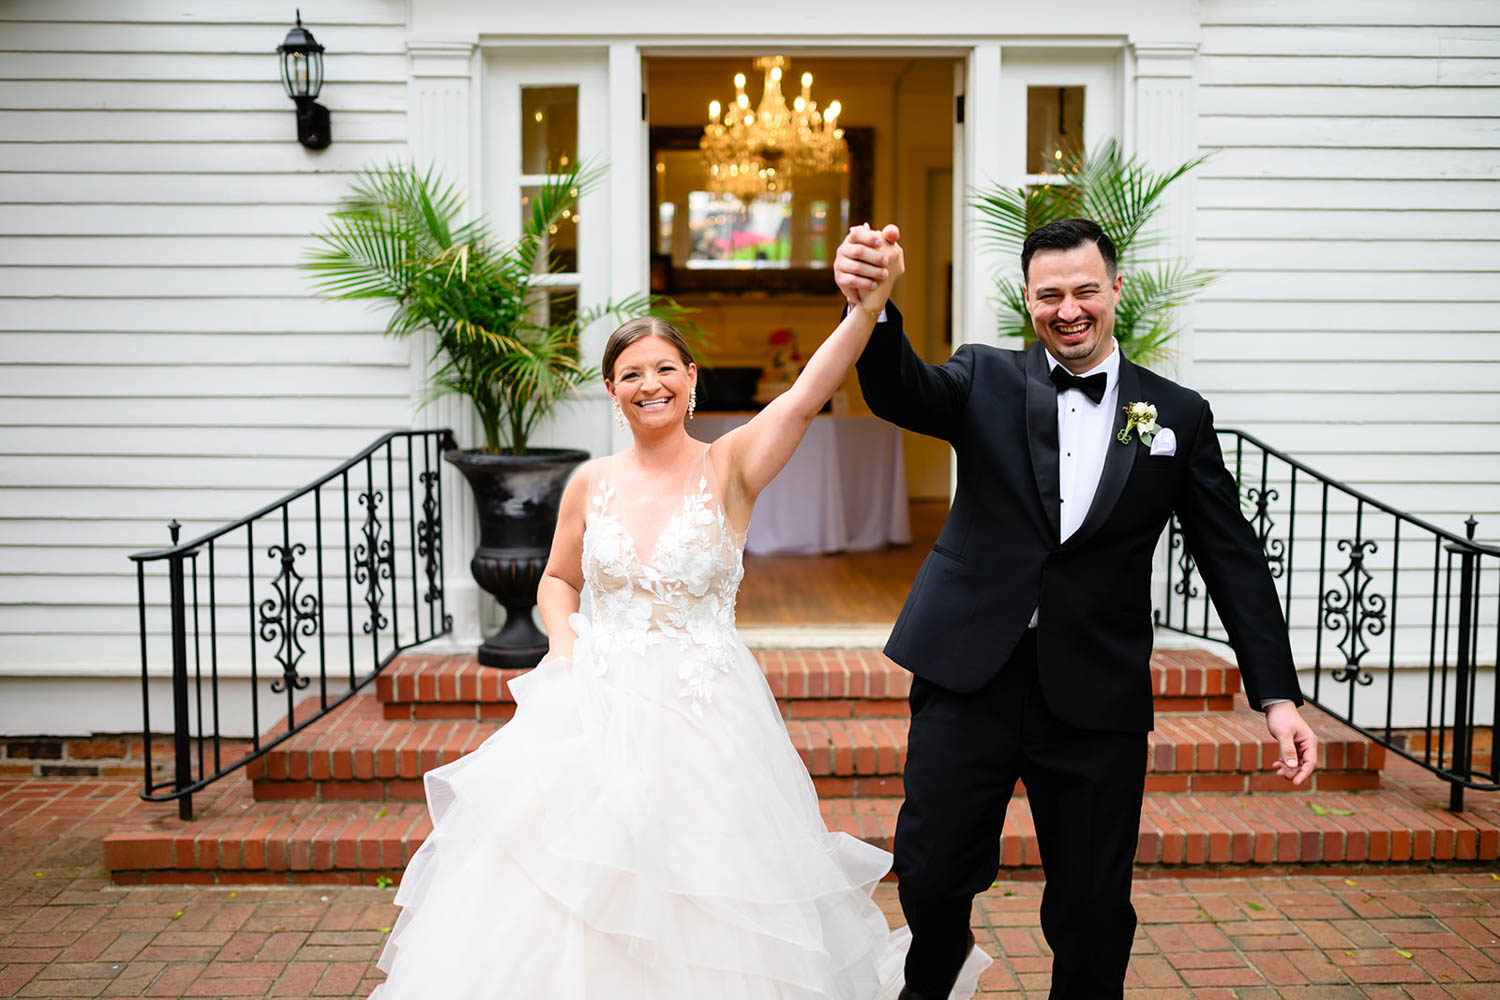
xmin=856 ymin=305 xmax=1303 ymax=733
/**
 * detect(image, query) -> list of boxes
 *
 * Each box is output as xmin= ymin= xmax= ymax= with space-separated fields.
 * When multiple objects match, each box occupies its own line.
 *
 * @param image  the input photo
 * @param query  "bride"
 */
xmin=371 ymin=228 xmax=988 ymax=998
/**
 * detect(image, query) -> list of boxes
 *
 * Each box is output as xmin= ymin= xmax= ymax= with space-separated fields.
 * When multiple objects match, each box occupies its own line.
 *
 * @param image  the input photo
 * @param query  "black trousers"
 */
xmin=895 ymin=630 xmax=1147 ymax=999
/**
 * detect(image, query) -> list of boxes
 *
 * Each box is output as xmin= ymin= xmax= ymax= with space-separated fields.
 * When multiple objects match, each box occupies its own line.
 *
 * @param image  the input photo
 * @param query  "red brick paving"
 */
xmin=1 ymin=776 xmax=1498 ymax=997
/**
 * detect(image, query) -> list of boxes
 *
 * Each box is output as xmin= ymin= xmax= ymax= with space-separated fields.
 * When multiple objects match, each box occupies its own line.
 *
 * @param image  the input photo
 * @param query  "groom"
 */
xmin=836 ymin=219 xmax=1318 ymax=998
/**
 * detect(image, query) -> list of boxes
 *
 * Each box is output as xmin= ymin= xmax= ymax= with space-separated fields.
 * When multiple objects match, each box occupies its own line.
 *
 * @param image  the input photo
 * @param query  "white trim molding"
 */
xmin=1130 ymin=39 xmax=1200 ymax=382
xmin=408 ymin=38 xmax=485 ymax=646
xmin=1130 ymin=40 xmax=1199 ymax=262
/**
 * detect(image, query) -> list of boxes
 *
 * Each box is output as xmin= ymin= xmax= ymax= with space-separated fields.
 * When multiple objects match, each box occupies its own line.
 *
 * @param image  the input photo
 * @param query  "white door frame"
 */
xmin=407 ymin=36 xmax=1197 ymax=639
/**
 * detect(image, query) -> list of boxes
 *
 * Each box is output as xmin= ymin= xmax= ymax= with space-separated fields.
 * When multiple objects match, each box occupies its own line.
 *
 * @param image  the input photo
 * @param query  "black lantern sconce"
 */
xmin=277 ymin=10 xmax=330 ymax=149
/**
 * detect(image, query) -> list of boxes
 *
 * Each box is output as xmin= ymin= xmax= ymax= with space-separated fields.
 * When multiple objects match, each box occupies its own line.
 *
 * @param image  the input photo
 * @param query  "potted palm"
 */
xmin=976 ymin=139 xmax=1220 ymax=364
xmin=305 ymin=161 xmax=692 ymax=667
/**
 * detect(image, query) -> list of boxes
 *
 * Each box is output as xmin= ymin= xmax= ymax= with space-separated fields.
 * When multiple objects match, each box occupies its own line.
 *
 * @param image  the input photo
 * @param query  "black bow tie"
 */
xmin=1048 ymin=366 xmax=1107 ymax=405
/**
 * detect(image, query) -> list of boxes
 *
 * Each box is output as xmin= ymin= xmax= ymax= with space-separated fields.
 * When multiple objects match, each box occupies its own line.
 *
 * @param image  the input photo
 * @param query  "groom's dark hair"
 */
xmin=1021 ymin=218 xmax=1119 ymax=283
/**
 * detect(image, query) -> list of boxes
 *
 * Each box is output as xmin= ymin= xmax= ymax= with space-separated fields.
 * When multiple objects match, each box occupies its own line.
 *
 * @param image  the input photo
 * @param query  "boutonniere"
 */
xmin=1117 ymin=401 xmax=1160 ymax=446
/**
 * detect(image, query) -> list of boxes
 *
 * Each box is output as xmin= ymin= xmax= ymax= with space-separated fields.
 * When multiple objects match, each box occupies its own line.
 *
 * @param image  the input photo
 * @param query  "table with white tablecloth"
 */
xmin=691 ymin=413 xmax=910 ymax=556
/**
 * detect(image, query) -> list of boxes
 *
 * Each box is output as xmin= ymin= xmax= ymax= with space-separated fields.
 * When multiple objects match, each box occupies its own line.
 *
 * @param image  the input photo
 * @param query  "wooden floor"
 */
xmin=737 ymin=500 xmax=945 ymax=626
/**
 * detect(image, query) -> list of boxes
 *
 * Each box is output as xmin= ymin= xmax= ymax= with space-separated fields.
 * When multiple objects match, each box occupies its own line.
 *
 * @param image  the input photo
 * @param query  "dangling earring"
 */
xmin=612 ymin=398 xmax=626 ymax=429
xmin=687 ymin=385 xmax=697 ymax=420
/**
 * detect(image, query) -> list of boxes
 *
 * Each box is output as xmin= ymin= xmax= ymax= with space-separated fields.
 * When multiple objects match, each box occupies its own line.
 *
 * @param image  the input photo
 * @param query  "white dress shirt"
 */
xmin=1028 ymin=342 xmax=1121 ymax=628
xmin=1052 ymin=344 xmax=1122 ymax=543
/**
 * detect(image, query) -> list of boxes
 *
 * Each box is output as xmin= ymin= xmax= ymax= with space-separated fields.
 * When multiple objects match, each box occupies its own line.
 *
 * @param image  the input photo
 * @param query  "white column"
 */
xmin=1131 ymin=41 xmax=1199 ymax=383
xmin=604 ymin=43 xmax=646 ymax=455
xmin=1130 ymin=42 xmax=1198 ymax=263
xmin=408 ymin=40 xmax=484 ymax=647
xmin=961 ymin=43 xmax=1005 ymax=351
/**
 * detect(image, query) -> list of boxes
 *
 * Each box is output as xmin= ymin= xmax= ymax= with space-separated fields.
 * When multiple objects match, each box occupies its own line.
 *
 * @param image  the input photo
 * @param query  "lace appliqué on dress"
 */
xmin=582 ymin=470 xmax=743 ymax=717
xmin=583 ymin=481 xmax=654 ymax=656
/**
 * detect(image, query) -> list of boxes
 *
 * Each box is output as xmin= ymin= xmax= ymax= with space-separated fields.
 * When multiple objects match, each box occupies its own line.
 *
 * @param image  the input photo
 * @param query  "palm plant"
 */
xmin=975 ymin=139 xmax=1220 ymax=365
xmin=304 ymin=160 xmax=694 ymax=454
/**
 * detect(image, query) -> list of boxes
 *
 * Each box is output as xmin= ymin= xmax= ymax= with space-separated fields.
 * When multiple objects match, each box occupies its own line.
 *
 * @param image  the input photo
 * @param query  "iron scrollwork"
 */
xmin=1245 ymin=485 xmax=1286 ymax=579
xmin=1170 ymin=525 xmax=1200 ymax=601
xmin=417 ymin=470 xmax=443 ymax=609
xmin=354 ymin=488 xmax=391 ymax=635
xmin=1322 ymin=537 xmax=1386 ymax=685
xmin=259 ymin=542 xmax=318 ymax=694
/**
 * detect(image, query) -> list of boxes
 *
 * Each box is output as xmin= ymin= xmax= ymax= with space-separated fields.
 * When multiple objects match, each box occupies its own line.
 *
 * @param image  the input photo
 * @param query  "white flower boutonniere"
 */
xmin=1117 ymin=401 xmax=1160 ymax=446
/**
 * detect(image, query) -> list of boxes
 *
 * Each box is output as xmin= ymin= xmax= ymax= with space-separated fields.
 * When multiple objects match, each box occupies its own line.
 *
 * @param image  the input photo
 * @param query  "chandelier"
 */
xmin=700 ymin=57 xmax=848 ymax=202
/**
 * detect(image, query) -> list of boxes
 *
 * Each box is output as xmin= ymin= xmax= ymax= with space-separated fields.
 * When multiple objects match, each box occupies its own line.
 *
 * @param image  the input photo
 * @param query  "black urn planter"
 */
xmin=444 ymin=448 xmax=588 ymax=668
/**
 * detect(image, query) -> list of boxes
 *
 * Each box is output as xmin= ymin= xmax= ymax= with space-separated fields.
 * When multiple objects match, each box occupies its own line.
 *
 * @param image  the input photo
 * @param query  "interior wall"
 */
xmin=646 ymin=56 xmax=955 ymax=499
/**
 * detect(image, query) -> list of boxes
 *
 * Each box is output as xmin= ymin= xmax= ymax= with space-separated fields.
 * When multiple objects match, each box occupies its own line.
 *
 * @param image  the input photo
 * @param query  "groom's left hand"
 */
xmin=1265 ymin=702 xmax=1318 ymax=785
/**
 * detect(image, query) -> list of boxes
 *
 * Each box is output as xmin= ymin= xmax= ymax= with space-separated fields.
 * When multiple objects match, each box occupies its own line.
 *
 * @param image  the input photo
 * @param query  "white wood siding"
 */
xmin=0 ymin=0 xmax=412 ymax=723
xmin=1187 ymin=1 xmax=1500 ymax=677
xmin=1193 ymin=2 xmax=1500 ymax=514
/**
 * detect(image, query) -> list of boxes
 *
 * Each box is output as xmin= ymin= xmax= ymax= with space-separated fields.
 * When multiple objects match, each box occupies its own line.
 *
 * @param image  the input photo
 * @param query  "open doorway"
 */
xmin=644 ymin=54 xmax=959 ymax=628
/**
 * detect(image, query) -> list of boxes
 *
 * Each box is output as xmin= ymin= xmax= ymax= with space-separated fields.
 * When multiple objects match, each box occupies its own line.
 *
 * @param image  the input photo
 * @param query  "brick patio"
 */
xmin=3 ymin=776 xmax=1500 ymax=998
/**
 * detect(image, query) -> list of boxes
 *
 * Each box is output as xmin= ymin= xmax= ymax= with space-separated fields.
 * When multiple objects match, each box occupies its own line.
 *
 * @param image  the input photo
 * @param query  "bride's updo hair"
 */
xmin=602 ymin=317 xmax=694 ymax=382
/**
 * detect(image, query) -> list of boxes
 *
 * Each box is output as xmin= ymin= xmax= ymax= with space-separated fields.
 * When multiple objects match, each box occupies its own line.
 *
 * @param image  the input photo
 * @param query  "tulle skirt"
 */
xmin=371 ymin=623 xmax=989 ymax=998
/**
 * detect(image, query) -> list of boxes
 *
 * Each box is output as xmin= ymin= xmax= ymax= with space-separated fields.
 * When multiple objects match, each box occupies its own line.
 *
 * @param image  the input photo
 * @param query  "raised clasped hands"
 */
xmin=835 ymin=223 xmax=904 ymax=318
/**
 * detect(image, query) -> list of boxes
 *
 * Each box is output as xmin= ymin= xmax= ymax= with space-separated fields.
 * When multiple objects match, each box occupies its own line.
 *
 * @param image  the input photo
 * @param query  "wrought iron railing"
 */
xmin=129 ymin=429 xmax=456 ymax=819
xmin=1158 ymin=428 xmax=1500 ymax=810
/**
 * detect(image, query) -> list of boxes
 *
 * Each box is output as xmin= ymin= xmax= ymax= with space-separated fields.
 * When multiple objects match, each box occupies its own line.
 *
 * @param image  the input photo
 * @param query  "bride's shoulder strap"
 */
xmin=699 ymin=441 xmax=748 ymax=534
xmin=702 ymin=437 xmax=754 ymax=535
xmin=577 ymin=455 xmax=611 ymax=515
xmin=699 ymin=440 xmax=725 ymax=493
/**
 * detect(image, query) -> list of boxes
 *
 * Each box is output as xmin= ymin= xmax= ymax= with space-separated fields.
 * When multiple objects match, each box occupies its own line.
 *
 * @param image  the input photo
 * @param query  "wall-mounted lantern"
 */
xmin=277 ymin=10 xmax=330 ymax=149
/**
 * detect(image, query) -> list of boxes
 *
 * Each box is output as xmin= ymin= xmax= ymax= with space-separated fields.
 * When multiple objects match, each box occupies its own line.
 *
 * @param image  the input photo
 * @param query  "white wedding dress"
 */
xmin=371 ymin=445 xmax=989 ymax=998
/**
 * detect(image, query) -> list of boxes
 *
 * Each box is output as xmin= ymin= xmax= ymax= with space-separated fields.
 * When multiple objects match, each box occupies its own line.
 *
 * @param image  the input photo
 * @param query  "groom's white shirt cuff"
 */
xmin=841 ymin=303 xmax=888 ymax=323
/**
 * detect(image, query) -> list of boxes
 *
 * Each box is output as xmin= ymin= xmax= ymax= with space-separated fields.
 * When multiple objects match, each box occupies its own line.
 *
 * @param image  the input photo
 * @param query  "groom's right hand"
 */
xmin=835 ymin=223 xmax=901 ymax=308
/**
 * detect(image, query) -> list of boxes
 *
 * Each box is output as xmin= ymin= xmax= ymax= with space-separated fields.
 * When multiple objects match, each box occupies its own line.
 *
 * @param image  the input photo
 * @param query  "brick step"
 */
xmin=376 ymin=646 xmax=1242 ymax=719
xmin=102 ymin=758 xmax=1500 ymax=885
xmin=247 ymin=694 xmax=1382 ymax=802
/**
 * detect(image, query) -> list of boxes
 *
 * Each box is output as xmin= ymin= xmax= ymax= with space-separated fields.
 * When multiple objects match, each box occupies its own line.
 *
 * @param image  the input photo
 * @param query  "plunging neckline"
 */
xmin=591 ymin=446 xmax=714 ymax=573
xmin=596 ymin=489 xmax=691 ymax=575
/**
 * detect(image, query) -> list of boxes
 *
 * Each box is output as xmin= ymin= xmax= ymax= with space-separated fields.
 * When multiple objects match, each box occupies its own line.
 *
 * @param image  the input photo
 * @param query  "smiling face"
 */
xmin=1023 ymin=241 xmax=1122 ymax=374
xmin=606 ymin=334 xmax=697 ymax=432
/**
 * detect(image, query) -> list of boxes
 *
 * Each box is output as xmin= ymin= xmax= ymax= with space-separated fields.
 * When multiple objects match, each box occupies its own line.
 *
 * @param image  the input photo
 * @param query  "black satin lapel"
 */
xmin=1024 ymin=344 xmax=1061 ymax=540
xmin=1064 ymin=353 xmax=1140 ymax=550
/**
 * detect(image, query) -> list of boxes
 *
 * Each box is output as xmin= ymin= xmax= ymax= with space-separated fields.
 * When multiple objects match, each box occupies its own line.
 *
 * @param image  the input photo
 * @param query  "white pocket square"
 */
xmin=1149 ymin=427 xmax=1177 ymax=457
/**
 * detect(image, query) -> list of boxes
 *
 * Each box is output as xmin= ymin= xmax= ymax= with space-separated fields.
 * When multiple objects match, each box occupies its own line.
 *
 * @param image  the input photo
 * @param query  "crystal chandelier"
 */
xmin=700 ymin=57 xmax=847 ymax=202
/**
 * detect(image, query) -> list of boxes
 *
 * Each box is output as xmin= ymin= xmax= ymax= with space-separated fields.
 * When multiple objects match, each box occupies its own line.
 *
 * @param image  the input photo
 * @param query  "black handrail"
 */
xmin=1158 ymin=428 xmax=1498 ymax=810
xmin=129 ymin=429 xmax=456 ymax=819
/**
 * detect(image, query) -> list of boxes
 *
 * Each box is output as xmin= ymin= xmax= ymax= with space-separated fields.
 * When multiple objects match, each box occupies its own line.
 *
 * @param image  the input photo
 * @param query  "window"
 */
xmin=1026 ymin=85 xmax=1085 ymax=175
xmin=520 ymin=86 xmax=578 ymax=175
xmin=996 ymin=48 xmax=1121 ymax=185
xmin=518 ymin=85 xmax=581 ymax=313
xmin=520 ymin=185 xmax=577 ymax=273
